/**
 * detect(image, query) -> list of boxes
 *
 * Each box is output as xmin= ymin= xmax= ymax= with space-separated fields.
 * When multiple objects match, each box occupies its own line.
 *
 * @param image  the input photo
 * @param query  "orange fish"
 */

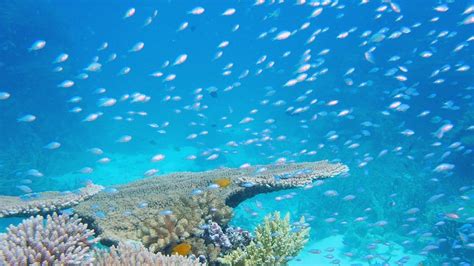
xmin=214 ymin=178 xmax=232 ymax=188
xmin=172 ymin=243 xmax=192 ymax=256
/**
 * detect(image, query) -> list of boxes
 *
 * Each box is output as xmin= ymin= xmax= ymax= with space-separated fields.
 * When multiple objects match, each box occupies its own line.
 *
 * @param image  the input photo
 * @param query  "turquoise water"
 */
xmin=1 ymin=0 xmax=473 ymax=265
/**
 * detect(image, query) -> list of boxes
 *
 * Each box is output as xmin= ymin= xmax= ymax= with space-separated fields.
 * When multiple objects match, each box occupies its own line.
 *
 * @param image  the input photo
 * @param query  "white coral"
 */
xmin=95 ymin=241 xmax=202 ymax=266
xmin=0 ymin=213 xmax=97 ymax=265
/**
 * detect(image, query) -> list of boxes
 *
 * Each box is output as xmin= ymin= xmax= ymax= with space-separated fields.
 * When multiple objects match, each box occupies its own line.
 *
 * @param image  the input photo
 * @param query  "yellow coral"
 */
xmin=172 ymin=242 xmax=192 ymax=256
xmin=219 ymin=212 xmax=310 ymax=265
xmin=213 ymin=178 xmax=232 ymax=188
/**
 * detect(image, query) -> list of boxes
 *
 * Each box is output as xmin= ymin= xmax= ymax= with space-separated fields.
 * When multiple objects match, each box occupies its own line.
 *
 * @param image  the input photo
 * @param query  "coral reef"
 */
xmin=422 ymin=220 xmax=474 ymax=264
xmin=72 ymin=161 xmax=347 ymax=245
xmin=0 ymin=183 xmax=104 ymax=218
xmin=219 ymin=212 xmax=310 ymax=265
xmin=0 ymin=212 xmax=97 ymax=265
xmin=172 ymin=242 xmax=193 ymax=256
xmin=138 ymin=191 xmax=232 ymax=253
xmin=202 ymin=220 xmax=252 ymax=254
xmin=203 ymin=221 xmax=233 ymax=251
xmin=183 ymin=191 xmax=234 ymax=225
xmin=224 ymin=226 xmax=252 ymax=252
xmin=95 ymin=241 xmax=202 ymax=265
xmin=237 ymin=160 xmax=348 ymax=188
xmin=187 ymin=237 xmax=221 ymax=264
xmin=139 ymin=212 xmax=202 ymax=253
xmin=187 ymin=220 xmax=253 ymax=264
xmin=214 ymin=178 xmax=232 ymax=188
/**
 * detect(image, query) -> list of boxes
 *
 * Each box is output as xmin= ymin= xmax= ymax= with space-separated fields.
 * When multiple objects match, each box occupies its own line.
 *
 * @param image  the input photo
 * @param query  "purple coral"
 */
xmin=225 ymin=226 xmax=252 ymax=250
xmin=204 ymin=221 xmax=232 ymax=250
xmin=202 ymin=220 xmax=252 ymax=253
xmin=0 ymin=213 xmax=97 ymax=264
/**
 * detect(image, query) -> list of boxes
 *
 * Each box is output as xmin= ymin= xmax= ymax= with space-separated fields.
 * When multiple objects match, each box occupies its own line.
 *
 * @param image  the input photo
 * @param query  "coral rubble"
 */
xmin=0 ymin=183 xmax=104 ymax=218
xmin=0 ymin=212 xmax=97 ymax=265
xmin=73 ymin=161 xmax=347 ymax=246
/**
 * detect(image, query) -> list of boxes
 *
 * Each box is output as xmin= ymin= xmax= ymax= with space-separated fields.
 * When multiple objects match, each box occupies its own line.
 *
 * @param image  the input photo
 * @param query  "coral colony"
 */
xmin=0 ymin=161 xmax=347 ymax=264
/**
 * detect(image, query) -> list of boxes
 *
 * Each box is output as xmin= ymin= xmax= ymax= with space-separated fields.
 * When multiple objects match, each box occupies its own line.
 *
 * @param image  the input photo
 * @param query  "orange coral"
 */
xmin=213 ymin=178 xmax=231 ymax=188
xmin=172 ymin=242 xmax=192 ymax=256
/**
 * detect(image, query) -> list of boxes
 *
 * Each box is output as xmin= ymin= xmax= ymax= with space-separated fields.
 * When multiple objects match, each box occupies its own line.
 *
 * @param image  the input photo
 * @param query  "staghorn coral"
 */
xmin=0 ymin=212 xmax=97 ymax=265
xmin=72 ymin=161 xmax=347 ymax=245
xmin=219 ymin=212 xmax=310 ymax=265
xmin=0 ymin=183 xmax=104 ymax=218
xmin=95 ymin=241 xmax=202 ymax=265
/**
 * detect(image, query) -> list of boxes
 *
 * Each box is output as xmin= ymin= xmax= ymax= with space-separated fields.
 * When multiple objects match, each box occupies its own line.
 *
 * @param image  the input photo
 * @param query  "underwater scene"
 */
xmin=0 ymin=0 xmax=473 ymax=265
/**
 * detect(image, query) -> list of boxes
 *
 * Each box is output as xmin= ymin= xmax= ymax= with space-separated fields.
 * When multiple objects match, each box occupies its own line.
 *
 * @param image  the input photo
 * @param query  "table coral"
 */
xmin=236 ymin=160 xmax=348 ymax=188
xmin=0 ymin=183 xmax=103 ymax=218
xmin=73 ymin=161 xmax=347 ymax=246
xmin=214 ymin=178 xmax=232 ymax=188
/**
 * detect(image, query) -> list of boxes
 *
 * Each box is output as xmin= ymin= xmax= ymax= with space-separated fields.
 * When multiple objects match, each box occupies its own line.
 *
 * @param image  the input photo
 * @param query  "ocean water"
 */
xmin=0 ymin=0 xmax=473 ymax=265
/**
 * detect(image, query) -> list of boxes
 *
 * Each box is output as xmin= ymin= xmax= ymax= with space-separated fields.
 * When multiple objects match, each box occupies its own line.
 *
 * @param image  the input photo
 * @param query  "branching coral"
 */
xmin=138 ymin=191 xmax=232 ymax=253
xmin=187 ymin=237 xmax=221 ymax=264
xmin=184 ymin=191 xmax=234 ymax=225
xmin=138 ymin=212 xmax=202 ymax=253
xmin=0 ymin=213 xmax=98 ymax=265
xmin=95 ymin=241 xmax=202 ymax=266
xmin=0 ymin=183 xmax=104 ymax=218
xmin=219 ymin=212 xmax=310 ymax=265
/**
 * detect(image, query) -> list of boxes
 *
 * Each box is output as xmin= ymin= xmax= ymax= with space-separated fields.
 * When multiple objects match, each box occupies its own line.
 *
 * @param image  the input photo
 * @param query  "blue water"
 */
xmin=1 ymin=0 xmax=473 ymax=265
